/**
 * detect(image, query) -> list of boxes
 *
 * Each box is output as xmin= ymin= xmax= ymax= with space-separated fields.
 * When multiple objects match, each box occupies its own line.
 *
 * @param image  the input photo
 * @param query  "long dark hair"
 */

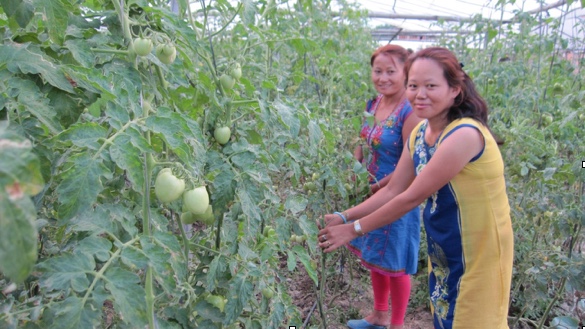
xmin=405 ymin=47 xmax=503 ymax=144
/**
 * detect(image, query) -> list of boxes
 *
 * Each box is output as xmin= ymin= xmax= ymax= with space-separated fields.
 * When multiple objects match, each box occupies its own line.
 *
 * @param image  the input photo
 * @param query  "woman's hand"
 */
xmin=318 ymin=213 xmax=344 ymax=229
xmin=317 ymin=223 xmax=358 ymax=253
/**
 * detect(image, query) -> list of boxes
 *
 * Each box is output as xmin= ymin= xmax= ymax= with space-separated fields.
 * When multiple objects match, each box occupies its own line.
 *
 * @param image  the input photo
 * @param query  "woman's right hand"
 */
xmin=318 ymin=213 xmax=345 ymax=229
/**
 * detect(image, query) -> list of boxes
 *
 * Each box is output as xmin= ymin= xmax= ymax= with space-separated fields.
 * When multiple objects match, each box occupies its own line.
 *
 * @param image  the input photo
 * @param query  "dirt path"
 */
xmin=288 ymin=255 xmax=434 ymax=328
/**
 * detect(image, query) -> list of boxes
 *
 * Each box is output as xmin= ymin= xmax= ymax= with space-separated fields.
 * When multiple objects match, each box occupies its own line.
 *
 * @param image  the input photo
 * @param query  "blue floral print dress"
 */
xmin=347 ymin=95 xmax=421 ymax=276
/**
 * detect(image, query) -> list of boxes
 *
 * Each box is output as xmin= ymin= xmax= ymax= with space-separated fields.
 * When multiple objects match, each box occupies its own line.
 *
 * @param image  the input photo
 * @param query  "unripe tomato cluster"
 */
xmin=132 ymin=37 xmax=177 ymax=65
xmin=153 ymin=168 xmax=213 ymax=225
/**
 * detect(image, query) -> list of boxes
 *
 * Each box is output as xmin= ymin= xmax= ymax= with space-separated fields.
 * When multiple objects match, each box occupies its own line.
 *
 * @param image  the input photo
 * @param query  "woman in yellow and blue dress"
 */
xmin=318 ymin=47 xmax=514 ymax=329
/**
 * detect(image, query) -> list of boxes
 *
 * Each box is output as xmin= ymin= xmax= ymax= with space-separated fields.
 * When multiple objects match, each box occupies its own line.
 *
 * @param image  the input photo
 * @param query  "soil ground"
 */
xmin=287 ymin=252 xmax=434 ymax=329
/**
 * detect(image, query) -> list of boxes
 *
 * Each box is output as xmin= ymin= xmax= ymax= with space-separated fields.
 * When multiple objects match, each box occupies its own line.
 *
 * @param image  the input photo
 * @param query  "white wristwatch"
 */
xmin=353 ymin=220 xmax=364 ymax=236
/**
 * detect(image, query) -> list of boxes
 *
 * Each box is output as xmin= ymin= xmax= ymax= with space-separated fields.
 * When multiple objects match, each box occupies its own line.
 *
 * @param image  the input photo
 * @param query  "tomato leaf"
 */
xmin=49 ymin=296 xmax=102 ymax=329
xmin=284 ymin=194 xmax=308 ymax=215
xmin=56 ymin=152 xmax=111 ymax=220
xmin=110 ymin=134 xmax=145 ymax=192
xmin=194 ymin=299 xmax=224 ymax=322
xmin=57 ymin=122 xmax=108 ymax=150
xmin=241 ymin=0 xmax=256 ymax=26
xmin=237 ymin=187 xmax=263 ymax=224
xmin=0 ymin=0 xmax=34 ymax=27
xmin=6 ymin=76 xmax=63 ymax=135
xmin=145 ymin=110 xmax=199 ymax=166
xmin=0 ymin=43 xmax=74 ymax=93
xmin=0 ymin=189 xmax=37 ymax=283
xmin=0 ymin=130 xmax=45 ymax=195
xmin=207 ymin=255 xmax=227 ymax=292
xmin=286 ymin=249 xmax=296 ymax=271
xmin=38 ymin=0 xmax=72 ymax=45
xmin=293 ymin=245 xmax=318 ymax=285
xmin=78 ymin=235 xmax=113 ymax=263
xmin=223 ymin=272 xmax=253 ymax=324
xmin=37 ymin=251 xmax=95 ymax=292
xmin=104 ymin=267 xmax=148 ymax=327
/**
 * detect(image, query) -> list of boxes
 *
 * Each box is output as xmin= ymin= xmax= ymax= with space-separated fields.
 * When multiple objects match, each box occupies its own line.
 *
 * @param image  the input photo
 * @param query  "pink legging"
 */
xmin=371 ymin=270 xmax=411 ymax=325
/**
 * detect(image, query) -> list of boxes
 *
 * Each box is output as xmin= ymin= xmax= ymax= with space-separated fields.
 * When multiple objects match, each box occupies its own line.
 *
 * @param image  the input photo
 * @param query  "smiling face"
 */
xmin=371 ymin=53 xmax=405 ymax=99
xmin=405 ymin=58 xmax=460 ymax=122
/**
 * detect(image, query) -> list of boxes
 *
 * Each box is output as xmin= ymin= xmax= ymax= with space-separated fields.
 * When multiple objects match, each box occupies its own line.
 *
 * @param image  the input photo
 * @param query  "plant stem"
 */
xmin=145 ymin=266 xmax=156 ymax=329
xmin=177 ymin=216 xmax=190 ymax=261
xmin=90 ymin=48 xmax=130 ymax=55
xmin=208 ymin=3 xmax=243 ymax=39
xmin=81 ymin=237 xmax=139 ymax=306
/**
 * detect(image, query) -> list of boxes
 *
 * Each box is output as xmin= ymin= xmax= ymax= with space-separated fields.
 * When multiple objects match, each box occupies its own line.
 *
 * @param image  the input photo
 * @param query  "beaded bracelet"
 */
xmin=333 ymin=212 xmax=347 ymax=224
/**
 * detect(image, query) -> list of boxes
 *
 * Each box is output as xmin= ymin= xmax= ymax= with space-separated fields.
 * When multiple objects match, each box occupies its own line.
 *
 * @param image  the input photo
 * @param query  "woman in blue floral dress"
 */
xmin=345 ymin=44 xmax=422 ymax=329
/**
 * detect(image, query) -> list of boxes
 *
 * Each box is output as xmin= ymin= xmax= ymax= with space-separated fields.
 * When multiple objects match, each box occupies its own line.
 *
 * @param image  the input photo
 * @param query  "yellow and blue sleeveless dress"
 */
xmin=409 ymin=118 xmax=514 ymax=329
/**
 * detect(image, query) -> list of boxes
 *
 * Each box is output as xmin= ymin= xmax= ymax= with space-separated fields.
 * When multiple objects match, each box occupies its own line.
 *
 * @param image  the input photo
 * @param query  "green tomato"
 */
xmin=311 ymin=172 xmax=319 ymax=181
xmin=214 ymin=126 xmax=231 ymax=145
xmin=180 ymin=211 xmax=196 ymax=225
xmin=230 ymin=63 xmax=242 ymax=80
xmin=303 ymin=181 xmax=316 ymax=192
xmin=156 ymin=43 xmax=177 ymax=64
xmin=261 ymin=287 xmax=274 ymax=299
xmin=193 ymin=205 xmax=214 ymax=225
xmin=205 ymin=295 xmax=226 ymax=312
xmin=264 ymin=226 xmax=276 ymax=237
xmin=133 ymin=38 xmax=153 ymax=57
xmin=154 ymin=169 xmax=185 ymax=203
xmin=219 ymin=74 xmax=235 ymax=91
xmin=542 ymin=113 xmax=553 ymax=125
xmin=183 ymin=186 xmax=209 ymax=215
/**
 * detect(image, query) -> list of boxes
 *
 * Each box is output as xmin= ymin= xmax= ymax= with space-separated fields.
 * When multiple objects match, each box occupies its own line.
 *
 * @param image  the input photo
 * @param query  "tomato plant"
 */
xmin=2 ymin=0 xmax=582 ymax=328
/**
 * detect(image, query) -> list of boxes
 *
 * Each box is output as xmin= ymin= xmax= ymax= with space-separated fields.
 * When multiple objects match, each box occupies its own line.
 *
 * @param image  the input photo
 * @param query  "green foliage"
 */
xmin=1 ymin=0 xmax=582 ymax=327
xmin=0 ymin=0 xmax=374 ymax=327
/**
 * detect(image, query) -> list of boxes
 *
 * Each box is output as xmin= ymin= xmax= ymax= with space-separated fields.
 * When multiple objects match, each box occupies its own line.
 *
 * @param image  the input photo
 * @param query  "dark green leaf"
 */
xmin=0 ymin=0 xmax=34 ymax=27
xmin=64 ymin=39 xmax=95 ymax=67
xmin=38 ymin=0 xmax=71 ymax=44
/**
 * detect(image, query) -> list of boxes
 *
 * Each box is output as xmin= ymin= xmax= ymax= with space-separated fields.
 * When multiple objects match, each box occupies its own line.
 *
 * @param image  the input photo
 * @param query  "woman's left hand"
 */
xmin=317 ymin=223 xmax=358 ymax=253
